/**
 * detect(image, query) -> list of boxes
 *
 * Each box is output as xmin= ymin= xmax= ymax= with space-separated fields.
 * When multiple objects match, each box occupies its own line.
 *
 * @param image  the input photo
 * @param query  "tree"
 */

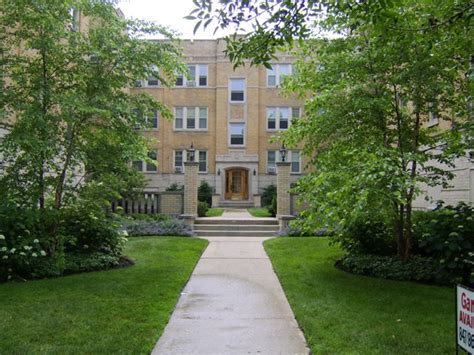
xmin=0 ymin=0 xmax=185 ymax=255
xmin=0 ymin=0 xmax=185 ymax=205
xmin=190 ymin=0 xmax=473 ymax=259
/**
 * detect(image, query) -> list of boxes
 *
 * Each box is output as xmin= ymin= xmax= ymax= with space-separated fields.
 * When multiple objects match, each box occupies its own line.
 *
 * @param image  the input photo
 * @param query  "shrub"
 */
xmin=198 ymin=181 xmax=213 ymax=206
xmin=198 ymin=201 xmax=209 ymax=217
xmin=123 ymin=218 xmax=194 ymax=237
xmin=338 ymin=254 xmax=451 ymax=284
xmin=268 ymin=195 xmax=277 ymax=217
xmin=61 ymin=204 xmax=125 ymax=259
xmin=412 ymin=202 xmax=474 ymax=285
xmin=339 ymin=213 xmax=395 ymax=256
xmin=0 ymin=203 xmax=64 ymax=281
xmin=261 ymin=184 xmax=277 ymax=208
xmin=166 ymin=183 xmax=184 ymax=192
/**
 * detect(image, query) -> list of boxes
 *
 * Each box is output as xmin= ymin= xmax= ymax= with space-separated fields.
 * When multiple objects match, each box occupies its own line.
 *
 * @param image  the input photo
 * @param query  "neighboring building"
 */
xmin=132 ymin=39 xmax=306 ymax=207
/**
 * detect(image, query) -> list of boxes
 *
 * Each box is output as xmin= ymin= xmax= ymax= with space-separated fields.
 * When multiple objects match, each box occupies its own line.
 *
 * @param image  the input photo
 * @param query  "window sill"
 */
xmin=173 ymin=129 xmax=209 ymax=132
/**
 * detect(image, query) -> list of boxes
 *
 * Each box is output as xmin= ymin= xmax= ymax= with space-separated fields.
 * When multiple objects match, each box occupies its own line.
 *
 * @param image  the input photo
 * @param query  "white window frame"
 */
xmin=174 ymin=149 xmax=208 ymax=174
xmin=267 ymin=107 xmax=300 ymax=131
xmin=198 ymin=150 xmax=208 ymax=173
xmin=266 ymin=150 xmax=301 ymax=174
xmin=174 ymin=107 xmax=208 ymax=131
xmin=229 ymin=78 xmax=246 ymax=103
xmin=267 ymin=64 xmax=292 ymax=87
xmin=176 ymin=64 xmax=208 ymax=87
xmin=144 ymin=110 xmax=159 ymax=130
xmin=229 ymin=122 xmax=245 ymax=146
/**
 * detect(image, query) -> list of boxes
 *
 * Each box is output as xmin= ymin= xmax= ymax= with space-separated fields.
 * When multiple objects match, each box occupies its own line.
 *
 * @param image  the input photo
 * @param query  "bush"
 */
xmin=268 ymin=195 xmax=277 ymax=217
xmin=0 ymin=203 xmax=64 ymax=281
xmin=61 ymin=204 xmax=125 ymax=259
xmin=262 ymin=184 xmax=277 ymax=208
xmin=198 ymin=181 xmax=213 ymax=206
xmin=338 ymin=254 xmax=451 ymax=284
xmin=123 ymin=218 xmax=194 ymax=237
xmin=198 ymin=201 xmax=209 ymax=217
xmin=412 ymin=202 xmax=474 ymax=285
xmin=339 ymin=213 xmax=395 ymax=256
xmin=166 ymin=183 xmax=184 ymax=192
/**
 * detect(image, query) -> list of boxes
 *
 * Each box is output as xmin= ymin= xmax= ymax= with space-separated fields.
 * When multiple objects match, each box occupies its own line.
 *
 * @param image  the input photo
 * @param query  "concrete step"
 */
xmin=194 ymin=224 xmax=279 ymax=232
xmin=218 ymin=201 xmax=254 ymax=208
xmin=195 ymin=218 xmax=278 ymax=225
xmin=194 ymin=230 xmax=278 ymax=237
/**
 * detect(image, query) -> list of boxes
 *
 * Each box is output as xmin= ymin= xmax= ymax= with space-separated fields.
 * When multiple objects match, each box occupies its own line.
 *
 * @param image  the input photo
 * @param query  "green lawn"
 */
xmin=0 ymin=237 xmax=208 ymax=354
xmin=205 ymin=208 xmax=224 ymax=217
xmin=264 ymin=238 xmax=455 ymax=355
xmin=247 ymin=207 xmax=272 ymax=217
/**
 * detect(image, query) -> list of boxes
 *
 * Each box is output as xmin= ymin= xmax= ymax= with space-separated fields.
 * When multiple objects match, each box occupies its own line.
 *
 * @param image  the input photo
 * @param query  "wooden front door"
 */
xmin=225 ymin=169 xmax=249 ymax=200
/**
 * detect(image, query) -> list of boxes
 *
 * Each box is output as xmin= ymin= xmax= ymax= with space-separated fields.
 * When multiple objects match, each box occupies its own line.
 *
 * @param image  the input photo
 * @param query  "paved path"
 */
xmin=219 ymin=208 xmax=253 ymax=219
xmin=152 ymin=236 xmax=309 ymax=354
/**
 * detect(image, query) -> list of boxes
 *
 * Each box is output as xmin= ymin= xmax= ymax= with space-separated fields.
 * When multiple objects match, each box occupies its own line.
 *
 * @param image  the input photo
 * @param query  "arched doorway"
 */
xmin=225 ymin=168 xmax=249 ymax=200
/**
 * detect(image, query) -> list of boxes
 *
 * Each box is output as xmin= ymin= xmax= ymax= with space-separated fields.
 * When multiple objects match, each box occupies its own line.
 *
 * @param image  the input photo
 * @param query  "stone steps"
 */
xmin=194 ymin=217 xmax=279 ymax=237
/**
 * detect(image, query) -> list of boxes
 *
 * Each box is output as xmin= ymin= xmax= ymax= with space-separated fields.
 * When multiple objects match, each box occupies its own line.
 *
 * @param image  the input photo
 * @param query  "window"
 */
xmin=198 ymin=151 xmax=207 ymax=173
xmin=267 ymin=151 xmax=277 ymax=173
xmin=174 ymin=149 xmax=208 ymax=173
xmin=267 ymin=107 xmax=300 ymax=130
xmin=146 ymin=150 xmax=158 ymax=172
xmin=146 ymin=65 xmax=159 ymax=86
xmin=69 ymin=8 xmax=80 ymax=31
xmin=229 ymin=123 xmax=245 ymax=145
xmin=230 ymin=79 xmax=245 ymax=102
xmin=291 ymin=150 xmax=301 ymax=173
xmin=174 ymin=150 xmax=184 ymax=172
xmin=176 ymin=64 xmax=208 ymax=87
xmin=174 ymin=107 xmax=207 ymax=130
xmin=133 ymin=110 xmax=158 ymax=130
xmin=267 ymin=64 xmax=292 ymax=87
xmin=266 ymin=150 xmax=301 ymax=174
xmin=132 ymin=150 xmax=158 ymax=173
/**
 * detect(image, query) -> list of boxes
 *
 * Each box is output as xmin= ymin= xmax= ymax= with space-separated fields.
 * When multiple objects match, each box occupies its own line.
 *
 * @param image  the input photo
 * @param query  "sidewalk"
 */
xmin=152 ymin=236 xmax=309 ymax=354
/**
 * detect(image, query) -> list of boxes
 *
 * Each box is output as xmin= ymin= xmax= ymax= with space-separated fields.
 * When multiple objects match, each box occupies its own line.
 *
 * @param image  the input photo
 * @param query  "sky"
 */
xmin=117 ymin=0 xmax=244 ymax=39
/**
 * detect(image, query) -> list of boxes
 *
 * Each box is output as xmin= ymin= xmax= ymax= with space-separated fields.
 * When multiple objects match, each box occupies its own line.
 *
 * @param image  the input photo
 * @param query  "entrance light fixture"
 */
xmin=187 ymin=142 xmax=196 ymax=162
xmin=280 ymin=143 xmax=287 ymax=162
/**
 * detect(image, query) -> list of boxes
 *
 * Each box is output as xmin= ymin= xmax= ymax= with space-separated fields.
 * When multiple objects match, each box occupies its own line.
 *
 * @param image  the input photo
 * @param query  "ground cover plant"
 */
xmin=0 ymin=237 xmax=208 ymax=354
xmin=264 ymin=238 xmax=455 ymax=354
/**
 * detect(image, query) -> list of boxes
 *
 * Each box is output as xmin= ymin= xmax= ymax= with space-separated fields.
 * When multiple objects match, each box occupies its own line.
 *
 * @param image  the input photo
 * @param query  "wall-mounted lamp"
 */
xmin=187 ymin=142 xmax=195 ymax=162
xmin=217 ymin=168 xmax=221 ymax=176
xmin=253 ymin=169 xmax=256 ymax=176
xmin=280 ymin=143 xmax=287 ymax=162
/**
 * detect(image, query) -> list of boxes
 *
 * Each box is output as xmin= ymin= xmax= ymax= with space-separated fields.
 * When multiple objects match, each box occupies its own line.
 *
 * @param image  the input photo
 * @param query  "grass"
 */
xmin=0 ymin=237 xmax=208 ymax=354
xmin=205 ymin=208 xmax=224 ymax=217
xmin=247 ymin=207 xmax=272 ymax=217
xmin=264 ymin=238 xmax=455 ymax=355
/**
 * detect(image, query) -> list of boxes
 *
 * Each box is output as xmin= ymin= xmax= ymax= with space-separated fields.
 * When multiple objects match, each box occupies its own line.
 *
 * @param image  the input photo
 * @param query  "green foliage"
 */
xmin=339 ymin=212 xmax=395 ymax=256
xmin=339 ymin=255 xmax=449 ymax=285
xmin=61 ymin=205 xmax=125 ymax=259
xmin=64 ymin=252 xmax=127 ymax=274
xmin=198 ymin=180 xmax=213 ymax=205
xmin=261 ymin=184 xmax=276 ymax=207
xmin=412 ymin=203 xmax=474 ymax=285
xmin=165 ymin=183 xmax=184 ymax=192
xmin=197 ymin=201 xmax=209 ymax=217
xmin=268 ymin=195 xmax=277 ymax=217
xmin=0 ymin=203 xmax=64 ymax=281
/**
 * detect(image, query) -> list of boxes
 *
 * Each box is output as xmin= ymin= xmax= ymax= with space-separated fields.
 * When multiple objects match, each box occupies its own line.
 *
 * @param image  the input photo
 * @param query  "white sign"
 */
xmin=457 ymin=285 xmax=474 ymax=353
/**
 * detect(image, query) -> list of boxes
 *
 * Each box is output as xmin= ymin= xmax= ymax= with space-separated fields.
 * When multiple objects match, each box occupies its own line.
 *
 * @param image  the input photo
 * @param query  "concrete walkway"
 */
xmin=152 ymin=236 xmax=309 ymax=354
xmin=220 ymin=208 xmax=253 ymax=219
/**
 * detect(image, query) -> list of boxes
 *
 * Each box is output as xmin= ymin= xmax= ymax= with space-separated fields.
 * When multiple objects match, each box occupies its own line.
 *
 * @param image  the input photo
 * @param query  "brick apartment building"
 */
xmin=132 ymin=39 xmax=306 ymax=207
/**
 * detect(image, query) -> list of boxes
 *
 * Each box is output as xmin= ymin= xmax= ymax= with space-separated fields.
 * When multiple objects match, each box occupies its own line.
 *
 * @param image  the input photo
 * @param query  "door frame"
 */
xmin=224 ymin=168 xmax=249 ymax=200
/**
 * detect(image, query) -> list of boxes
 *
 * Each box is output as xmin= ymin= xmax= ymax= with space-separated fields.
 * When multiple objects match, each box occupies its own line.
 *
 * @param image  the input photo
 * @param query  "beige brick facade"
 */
xmin=137 ymin=39 xmax=306 ymax=206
